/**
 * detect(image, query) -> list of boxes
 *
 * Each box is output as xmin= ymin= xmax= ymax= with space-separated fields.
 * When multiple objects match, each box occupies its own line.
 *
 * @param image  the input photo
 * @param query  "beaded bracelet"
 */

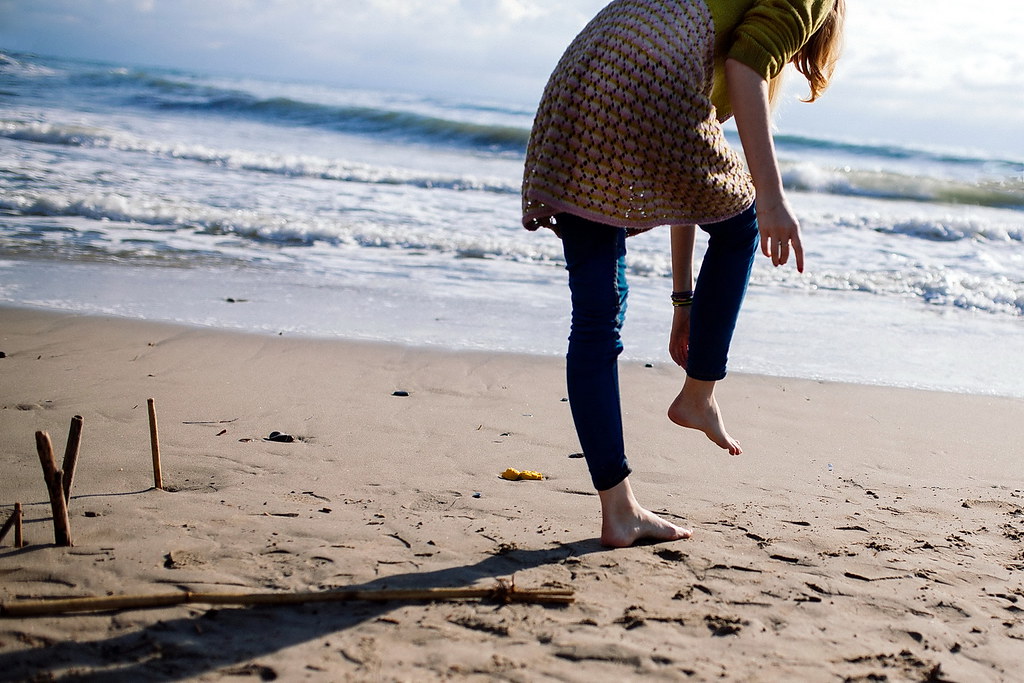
xmin=671 ymin=290 xmax=694 ymax=307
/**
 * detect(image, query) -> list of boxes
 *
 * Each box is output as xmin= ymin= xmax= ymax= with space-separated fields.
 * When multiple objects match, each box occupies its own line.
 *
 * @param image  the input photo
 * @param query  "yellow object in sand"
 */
xmin=501 ymin=467 xmax=544 ymax=481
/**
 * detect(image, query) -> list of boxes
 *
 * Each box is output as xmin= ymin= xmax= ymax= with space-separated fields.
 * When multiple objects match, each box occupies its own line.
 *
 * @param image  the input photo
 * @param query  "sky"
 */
xmin=1 ymin=0 xmax=1023 ymax=158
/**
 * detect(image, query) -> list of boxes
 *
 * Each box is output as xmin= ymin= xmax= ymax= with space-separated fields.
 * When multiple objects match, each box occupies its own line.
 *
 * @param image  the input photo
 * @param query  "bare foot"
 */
xmin=600 ymin=506 xmax=692 ymax=548
xmin=598 ymin=479 xmax=692 ymax=548
xmin=667 ymin=378 xmax=742 ymax=455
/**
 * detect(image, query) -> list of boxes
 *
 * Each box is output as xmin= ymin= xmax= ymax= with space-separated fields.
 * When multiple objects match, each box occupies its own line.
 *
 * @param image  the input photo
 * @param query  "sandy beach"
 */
xmin=2 ymin=304 xmax=1023 ymax=681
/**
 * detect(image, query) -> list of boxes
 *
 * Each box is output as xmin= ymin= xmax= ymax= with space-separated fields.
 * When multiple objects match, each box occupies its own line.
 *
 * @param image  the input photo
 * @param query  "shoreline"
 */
xmin=3 ymin=252 xmax=1023 ymax=402
xmin=3 ymin=305 xmax=1024 ymax=680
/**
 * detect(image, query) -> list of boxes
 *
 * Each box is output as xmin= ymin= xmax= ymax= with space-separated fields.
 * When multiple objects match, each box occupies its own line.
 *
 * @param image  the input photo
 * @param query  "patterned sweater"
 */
xmin=522 ymin=0 xmax=833 ymax=233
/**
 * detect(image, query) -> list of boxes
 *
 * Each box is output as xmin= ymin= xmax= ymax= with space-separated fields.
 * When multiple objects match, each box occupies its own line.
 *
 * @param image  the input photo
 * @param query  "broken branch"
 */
xmin=35 ymin=431 xmax=72 ymax=546
xmin=61 ymin=415 xmax=84 ymax=503
xmin=147 ymin=399 xmax=162 ymax=490
xmin=1 ymin=582 xmax=574 ymax=617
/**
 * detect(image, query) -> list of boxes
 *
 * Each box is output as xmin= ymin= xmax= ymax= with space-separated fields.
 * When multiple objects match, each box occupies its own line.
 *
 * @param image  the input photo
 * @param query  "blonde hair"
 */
xmin=792 ymin=0 xmax=846 ymax=102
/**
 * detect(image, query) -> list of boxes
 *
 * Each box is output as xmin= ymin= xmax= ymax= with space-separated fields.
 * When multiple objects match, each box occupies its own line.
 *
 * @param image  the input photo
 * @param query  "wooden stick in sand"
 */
xmin=0 ymin=583 xmax=575 ymax=617
xmin=147 ymin=398 xmax=163 ymax=490
xmin=35 ymin=431 xmax=73 ymax=547
xmin=61 ymin=415 xmax=84 ymax=503
xmin=14 ymin=502 xmax=23 ymax=548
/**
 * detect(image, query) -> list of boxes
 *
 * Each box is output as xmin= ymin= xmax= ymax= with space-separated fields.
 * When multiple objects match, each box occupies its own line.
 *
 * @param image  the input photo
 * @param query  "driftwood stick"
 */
xmin=1 ymin=583 xmax=575 ymax=617
xmin=35 ymin=432 xmax=73 ymax=547
xmin=4 ymin=593 xmax=190 ymax=617
xmin=14 ymin=503 xmax=23 ymax=548
xmin=147 ymin=399 xmax=163 ymax=490
xmin=61 ymin=415 xmax=84 ymax=503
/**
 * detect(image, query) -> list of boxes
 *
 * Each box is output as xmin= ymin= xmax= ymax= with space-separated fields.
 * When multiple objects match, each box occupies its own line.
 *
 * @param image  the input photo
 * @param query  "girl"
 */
xmin=522 ymin=0 xmax=845 ymax=547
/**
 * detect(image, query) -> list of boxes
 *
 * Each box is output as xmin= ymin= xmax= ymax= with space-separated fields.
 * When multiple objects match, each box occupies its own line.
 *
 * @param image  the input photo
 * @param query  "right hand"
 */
xmin=669 ymin=305 xmax=691 ymax=368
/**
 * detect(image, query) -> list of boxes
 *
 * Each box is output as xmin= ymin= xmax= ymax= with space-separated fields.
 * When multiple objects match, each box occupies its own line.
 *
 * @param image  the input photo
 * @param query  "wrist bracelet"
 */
xmin=671 ymin=290 xmax=694 ymax=307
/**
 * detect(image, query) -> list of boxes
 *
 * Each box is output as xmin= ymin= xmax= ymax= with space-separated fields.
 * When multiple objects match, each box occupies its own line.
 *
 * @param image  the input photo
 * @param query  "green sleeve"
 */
xmin=728 ymin=0 xmax=833 ymax=80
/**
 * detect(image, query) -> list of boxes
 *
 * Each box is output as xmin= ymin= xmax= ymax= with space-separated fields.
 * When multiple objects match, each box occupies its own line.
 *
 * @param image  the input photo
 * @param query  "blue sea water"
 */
xmin=1 ymin=51 xmax=1022 ymax=397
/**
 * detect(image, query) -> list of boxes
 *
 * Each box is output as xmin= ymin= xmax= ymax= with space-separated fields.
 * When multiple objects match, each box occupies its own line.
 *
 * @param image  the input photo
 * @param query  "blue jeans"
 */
xmin=559 ymin=205 xmax=758 ymax=491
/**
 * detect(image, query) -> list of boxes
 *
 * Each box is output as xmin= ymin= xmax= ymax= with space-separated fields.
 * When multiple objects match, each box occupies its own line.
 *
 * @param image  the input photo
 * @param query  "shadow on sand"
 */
xmin=2 ymin=539 xmax=613 ymax=681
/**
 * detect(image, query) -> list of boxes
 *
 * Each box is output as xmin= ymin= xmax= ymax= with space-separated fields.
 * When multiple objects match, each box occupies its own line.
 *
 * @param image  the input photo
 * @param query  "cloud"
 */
xmin=1 ymin=0 xmax=1020 ymax=154
xmin=0 ymin=0 xmax=599 ymax=99
xmin=840 ymin=0 xmax=1023 ymax=93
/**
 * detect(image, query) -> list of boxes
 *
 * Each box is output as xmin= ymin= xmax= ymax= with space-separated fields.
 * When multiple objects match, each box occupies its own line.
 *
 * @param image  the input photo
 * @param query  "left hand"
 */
xmin=756 ymin=197 xmax=805 ymax=273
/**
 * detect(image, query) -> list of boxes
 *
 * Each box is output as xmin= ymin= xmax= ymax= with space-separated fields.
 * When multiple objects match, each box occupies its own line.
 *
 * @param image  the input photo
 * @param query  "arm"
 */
xmin=669 ymin=224 xmax=695 ymax=367
xmin=725 ymin=57 xmax=804 ymax=272
xmin=671 ymin=223 xmax=695 ymax=293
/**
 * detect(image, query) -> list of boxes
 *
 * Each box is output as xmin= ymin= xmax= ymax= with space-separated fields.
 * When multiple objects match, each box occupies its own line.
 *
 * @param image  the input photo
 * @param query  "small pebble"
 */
xmin=266 ymin=431 xmax=295 ymax=443
xmin=392 ymin=390 xmax=410 ymax=397
xmin=0 ymin=351 xmax=6 ymax=358
xmin=473 ymin=492 xmax=482 ymax=499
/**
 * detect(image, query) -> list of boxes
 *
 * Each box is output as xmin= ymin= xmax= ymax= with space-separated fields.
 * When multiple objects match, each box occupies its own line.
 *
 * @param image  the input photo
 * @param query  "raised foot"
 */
xmin=600 ymin=507 xmax=692 ymax=548
xmin=668 ymin=391 xmax=742 ymax=455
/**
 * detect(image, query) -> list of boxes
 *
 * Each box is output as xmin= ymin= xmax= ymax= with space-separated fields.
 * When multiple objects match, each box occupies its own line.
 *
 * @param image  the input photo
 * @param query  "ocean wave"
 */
xmin=0 ymin=189 xmax=559 ymax=261
xmin=765 ymin=268 xmax=1024 ymax=317
xmin=627 ymin=250 xmax=1024 ymax=317
xmin=879 ymin=217 xmax=1024 ymax=243
xmin=822 ymin=210 xmax=1024 ymax=243
xmin=0 ymin=51 xmax=58 ymax=78
xmin=782 ymin=161 xmax=1024 ymax=212
xmin=68 ymin=66 xmax=531 ymax=152
xmin=0 ymin=120 xmax=519 ymax=194
xmin=776 ymin=133 xmax=1023 ymax=171
xmin=3 ymin=157 xmax=1018 ymax=257
xmin=194 ymin=96 xmax=529 ymax=152
xmin=71 ymin=61 xmax=1023 ymax=169
xmin=8 ymin=118 xmax=1023 ymax=214
xmin=2 ymin=188 xmax=1020 ymax=317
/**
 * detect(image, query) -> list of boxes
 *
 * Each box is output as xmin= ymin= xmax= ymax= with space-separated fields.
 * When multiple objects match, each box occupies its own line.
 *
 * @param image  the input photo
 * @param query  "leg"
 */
xmin=561 ymin=214 xmax=631 ymax=492
xmin=667 ymin=204 xmax=758 ymax=455
xmin=559 ymin=214 xmax=691 ymax=546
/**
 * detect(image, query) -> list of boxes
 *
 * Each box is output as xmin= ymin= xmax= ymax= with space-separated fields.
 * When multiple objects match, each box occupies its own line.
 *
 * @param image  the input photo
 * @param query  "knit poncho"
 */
xmin=522 ymin=0 xmax=832 ymax=234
